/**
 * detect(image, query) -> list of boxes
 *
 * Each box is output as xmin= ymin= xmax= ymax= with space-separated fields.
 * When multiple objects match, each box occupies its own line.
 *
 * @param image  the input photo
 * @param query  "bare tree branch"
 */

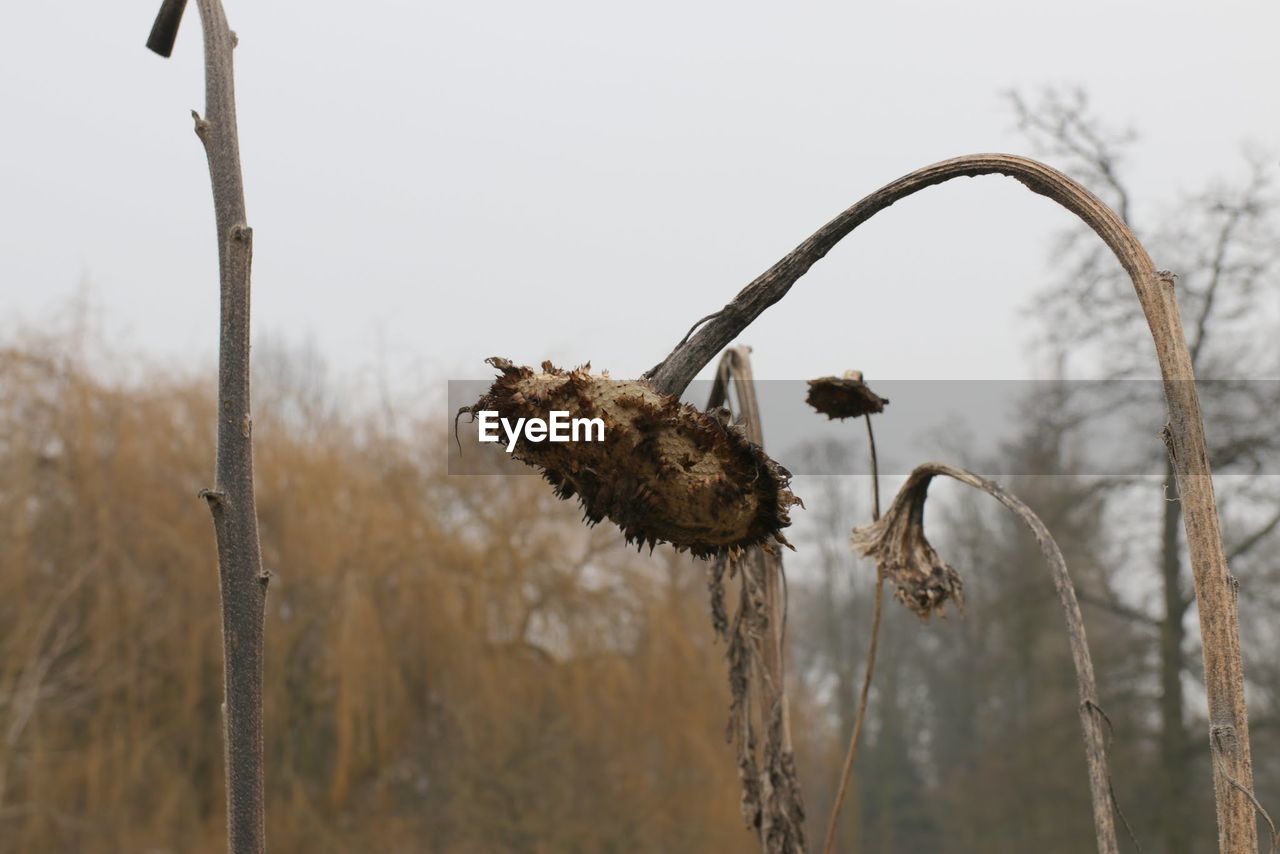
xmin=1227 ymin=508 xmax=1280 ymax=564
xmin=1189 ymin=207 xmax=1247 ymax=366
xmin=1075 ymin=589 xmax=1162 ymax=629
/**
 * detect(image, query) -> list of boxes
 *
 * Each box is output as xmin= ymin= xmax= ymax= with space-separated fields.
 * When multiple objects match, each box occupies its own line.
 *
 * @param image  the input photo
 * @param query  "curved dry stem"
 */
xmin=855 ymin=462 xmax=1119 ymax=854
xmin=646 ymin=153 xmax=1255 ymax=852
xmin=644 ymin=154 xmax=1170 ymax=397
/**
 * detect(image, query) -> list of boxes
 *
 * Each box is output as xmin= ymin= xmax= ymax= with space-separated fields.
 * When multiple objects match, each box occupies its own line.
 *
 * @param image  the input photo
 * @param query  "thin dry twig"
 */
xmin=1212 ymin=729 xmax=1280 ymax=854
xmin=822 ymin=573 xmax=883 ymax=854
xmin=821 ymin=399 xmax=885 ymax=854
xmin=865 ymin=415 xmax=880 ymax=522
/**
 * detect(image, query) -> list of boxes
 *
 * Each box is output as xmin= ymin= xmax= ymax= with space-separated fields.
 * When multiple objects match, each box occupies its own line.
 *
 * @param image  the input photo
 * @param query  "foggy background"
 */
xmin=3 ymin=1 xmax=1277 ymax=386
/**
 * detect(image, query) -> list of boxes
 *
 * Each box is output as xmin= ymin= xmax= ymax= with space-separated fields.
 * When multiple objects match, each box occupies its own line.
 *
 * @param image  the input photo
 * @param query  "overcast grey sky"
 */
xmin=3 ymin=1 xmax=1277 ymax=392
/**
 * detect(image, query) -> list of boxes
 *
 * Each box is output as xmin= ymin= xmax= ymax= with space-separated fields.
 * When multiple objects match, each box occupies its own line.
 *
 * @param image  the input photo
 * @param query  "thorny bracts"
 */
xmin=804 ymin=372 xmax=889 ymax=420
xmin=463 ymin=358 xmax=801 ymax=558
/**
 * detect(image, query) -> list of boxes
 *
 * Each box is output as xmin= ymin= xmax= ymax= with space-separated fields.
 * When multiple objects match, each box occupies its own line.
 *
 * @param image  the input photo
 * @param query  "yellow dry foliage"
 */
xmin=0 ymin=338 xmax=786 ymax=852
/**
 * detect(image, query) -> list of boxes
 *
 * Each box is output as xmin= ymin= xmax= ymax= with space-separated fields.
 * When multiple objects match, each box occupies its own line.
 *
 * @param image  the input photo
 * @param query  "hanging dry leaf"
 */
xmin=851 ymin=466 xmax=963 ymax=618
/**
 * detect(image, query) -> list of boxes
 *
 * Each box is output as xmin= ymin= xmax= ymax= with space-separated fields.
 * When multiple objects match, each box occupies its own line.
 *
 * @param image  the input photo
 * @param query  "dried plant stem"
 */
xmin=863 ymin=463 xmax=1119 ymax=852
xmin=865 ymin=415 xmax=880 ymax=521
xmin=708 ymin=346 xmax=805 ymax=853
xmin=149 ymin=3 xmax=268 ymax=852
xmin=822 ymin=414 xmax=883 ymax=854
xmin=823 ymin=573 xmax=883 ymax=854
xmin=648 ymin=154 xmax=1256 ymax=852
xmin=145 ymin=0 xmax=189 ymax=57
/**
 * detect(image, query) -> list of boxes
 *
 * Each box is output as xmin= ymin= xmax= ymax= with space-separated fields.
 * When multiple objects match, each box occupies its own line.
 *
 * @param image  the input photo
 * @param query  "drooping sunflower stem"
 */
xmin=468 ymin=152 xmax=1253 ymax=851
xmin=804 ymin=371 xmax=889 ymax=854
xmin=645 ymin=154 xmax=1255 ymax=852
xmin=854 ymin=462 xmax=1119 ymax=853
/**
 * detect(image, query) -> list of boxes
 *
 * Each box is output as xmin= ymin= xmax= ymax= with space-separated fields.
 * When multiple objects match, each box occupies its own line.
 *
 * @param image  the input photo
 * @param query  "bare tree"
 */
xmin=147 ymin=3 xmax=269 ymax=853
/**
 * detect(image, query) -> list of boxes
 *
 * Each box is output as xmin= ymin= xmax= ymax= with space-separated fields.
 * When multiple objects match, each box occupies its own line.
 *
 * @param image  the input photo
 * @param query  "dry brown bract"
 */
xmin=805 ymin=372 xmax=889 ymax=420
xmin=851 ymin=467 xmax=963 ymax=618
xmin=463 ymin=357 xmax=800 ymax=558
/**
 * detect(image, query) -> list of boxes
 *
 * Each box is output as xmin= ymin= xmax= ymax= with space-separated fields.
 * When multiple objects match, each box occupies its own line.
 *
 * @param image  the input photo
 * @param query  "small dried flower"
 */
xmin=462 ymin=358 xmax=800 ymax=558
xmin=851 ymin=466 xmax=963 ymax=617
xmin=805 ymin=371 xmax=888 ymax=420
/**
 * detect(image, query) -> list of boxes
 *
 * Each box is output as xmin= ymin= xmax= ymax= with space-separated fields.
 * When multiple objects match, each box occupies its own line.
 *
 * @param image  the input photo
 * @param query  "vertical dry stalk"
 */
xmin=148 ymin=3 xmax=268 ymax=852
xmin=822 ymin=407 xmax=883 ymax=854
xmin=647 ymin=154 xmax=1257 ymax=852
xmin=707 ymin=346 xmax=806 ymax=853
xmin=854 ymin=462 xmax=1119 ymax=853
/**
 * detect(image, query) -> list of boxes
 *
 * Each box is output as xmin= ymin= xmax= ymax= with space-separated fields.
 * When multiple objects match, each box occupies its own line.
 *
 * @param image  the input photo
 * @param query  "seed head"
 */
xmin=805 ymin=371 xmax=889 ymax=420
xmin=463 ymin=358 xmax=800 ymax=558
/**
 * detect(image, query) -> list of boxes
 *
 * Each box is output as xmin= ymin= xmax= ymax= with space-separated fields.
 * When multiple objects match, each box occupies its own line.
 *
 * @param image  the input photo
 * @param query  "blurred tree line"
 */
xmin=1 ymin=92 xmax=1278 ymax=852
xmin=0 ymin=332 xmax=762 ymax=852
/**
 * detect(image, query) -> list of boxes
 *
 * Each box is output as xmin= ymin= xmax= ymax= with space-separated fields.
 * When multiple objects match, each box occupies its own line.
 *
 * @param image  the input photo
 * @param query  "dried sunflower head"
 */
xmin=462 ymin=358 xmax=800 ymax=558
xmin=851 ymin=467 xmax=963 ymax=617
xmin=805 ymin=371 xmax=888 ymax=420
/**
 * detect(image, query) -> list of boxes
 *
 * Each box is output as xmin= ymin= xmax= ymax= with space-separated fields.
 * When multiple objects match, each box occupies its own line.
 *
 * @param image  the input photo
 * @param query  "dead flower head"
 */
xmin=463 ymin=358 xmax=800 ymax=558
xmin=851 ymin=467 xmax=963 ymax=617
xmin=805 ymin=370 xmax=889 ymax=420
